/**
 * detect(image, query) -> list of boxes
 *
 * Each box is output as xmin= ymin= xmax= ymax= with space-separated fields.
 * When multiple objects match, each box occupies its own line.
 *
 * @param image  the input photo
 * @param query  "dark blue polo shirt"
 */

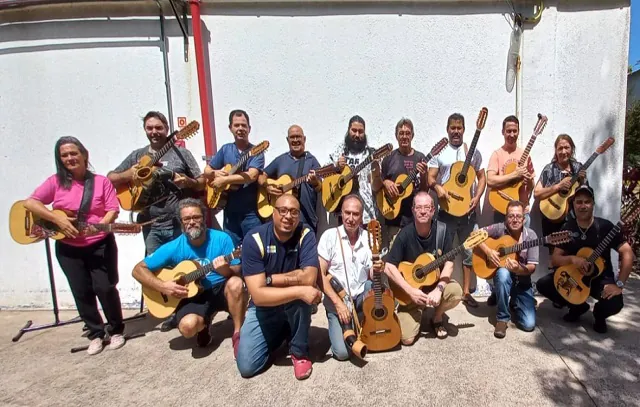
xmin=209 ymin=142 xmax=265 ymax=215
xmin=264 ymin=152 xmax=321 ymax=231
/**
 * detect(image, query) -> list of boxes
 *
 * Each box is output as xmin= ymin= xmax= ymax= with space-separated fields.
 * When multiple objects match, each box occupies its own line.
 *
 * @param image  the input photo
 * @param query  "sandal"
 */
xmin=462 ymin=293 xmax=479 ymax=308
xmin=431 ymin=318 xmax=448 ymax=339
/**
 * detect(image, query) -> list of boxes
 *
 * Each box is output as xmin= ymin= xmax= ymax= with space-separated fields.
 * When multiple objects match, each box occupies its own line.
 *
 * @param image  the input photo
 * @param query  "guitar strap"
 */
xmin=336 ymin=227 xmax=361 ymax=333
xmin=76 ymin=172 xmax=95 ymax=225
xmin=294 ymin=152 xmax=307 ymax=195
xmin=435 ymin=220 xmax=447 ymax=256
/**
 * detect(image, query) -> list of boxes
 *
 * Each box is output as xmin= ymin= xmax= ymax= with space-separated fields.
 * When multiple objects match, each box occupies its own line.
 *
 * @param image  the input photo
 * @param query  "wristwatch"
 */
xmin=266 ymin=276 xmax=272 ymax=287
xmin=436 ymin=283 xmax=445 ymax=292
xmin=615 ymin=280 xmax=625 ymax=289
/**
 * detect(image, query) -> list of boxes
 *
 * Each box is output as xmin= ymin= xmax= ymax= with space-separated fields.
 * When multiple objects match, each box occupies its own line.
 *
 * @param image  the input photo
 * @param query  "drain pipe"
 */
xmin=156 ymin=0 xmax=175 ymax=134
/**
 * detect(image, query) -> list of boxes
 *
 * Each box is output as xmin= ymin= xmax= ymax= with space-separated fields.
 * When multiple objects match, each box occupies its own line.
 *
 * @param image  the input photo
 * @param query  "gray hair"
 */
xmin=176 ymin=198 xmax=206 ymax=219
xmin=342 ymin=194 xmax=364 ymax=211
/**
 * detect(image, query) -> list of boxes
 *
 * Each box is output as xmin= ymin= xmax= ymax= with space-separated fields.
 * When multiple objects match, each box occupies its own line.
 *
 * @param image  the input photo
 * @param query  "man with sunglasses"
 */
xmin=236 ymin=195 xmax=322 ymax=380
xmin=132 ymin=198 xmax=247 ymax=355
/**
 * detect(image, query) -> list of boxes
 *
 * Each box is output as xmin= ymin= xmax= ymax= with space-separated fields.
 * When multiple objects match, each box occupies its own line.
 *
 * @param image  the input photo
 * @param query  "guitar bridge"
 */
xmin=449 ymin=192 xmax=463 ymax=201
xmin=548 ymin=199 xmax=561 ymax=210
xmin=497 ymin=190 xmax=515 ymax=202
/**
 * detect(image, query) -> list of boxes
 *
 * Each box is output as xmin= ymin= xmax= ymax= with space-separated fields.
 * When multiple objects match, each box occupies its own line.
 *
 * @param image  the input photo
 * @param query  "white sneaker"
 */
xmin=108 ymin=334 xmax=126 ymax=351
xmin=87 ymin=338 xmax=104 ymax=355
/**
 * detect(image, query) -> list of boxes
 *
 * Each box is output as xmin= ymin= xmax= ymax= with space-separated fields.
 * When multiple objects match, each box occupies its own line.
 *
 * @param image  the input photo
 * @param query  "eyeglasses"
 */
xmin=507 ymin=214 xmax=524 ymax=220
xmin=414 ymin=205 xmax=434 ymax=211
xmin=181 ymin=215 xmax=204 ymax=223
xmin=274 ymin=207 xmax=300 ymax=217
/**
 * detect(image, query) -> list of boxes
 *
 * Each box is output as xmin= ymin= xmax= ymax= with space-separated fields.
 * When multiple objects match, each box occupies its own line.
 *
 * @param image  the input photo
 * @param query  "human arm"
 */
xmin=106 ymin=152 xmax=138 ymax=187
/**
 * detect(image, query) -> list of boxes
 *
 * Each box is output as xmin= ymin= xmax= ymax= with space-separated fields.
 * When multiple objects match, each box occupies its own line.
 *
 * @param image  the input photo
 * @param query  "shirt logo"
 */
xmin=267 ymin=245 xmax=277 ymax=254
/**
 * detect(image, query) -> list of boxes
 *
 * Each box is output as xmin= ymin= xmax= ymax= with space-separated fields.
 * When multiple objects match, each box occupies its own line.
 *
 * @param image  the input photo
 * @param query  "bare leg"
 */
xmin=178 ymin=314 xmax=205 ymax=338
xmin=225 ymin=276 xmax=248 ymax=334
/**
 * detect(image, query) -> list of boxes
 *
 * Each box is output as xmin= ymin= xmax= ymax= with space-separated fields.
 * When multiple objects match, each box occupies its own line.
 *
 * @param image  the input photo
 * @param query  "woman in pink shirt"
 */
xmin=23 ymin=137 xmax=125 ymax=355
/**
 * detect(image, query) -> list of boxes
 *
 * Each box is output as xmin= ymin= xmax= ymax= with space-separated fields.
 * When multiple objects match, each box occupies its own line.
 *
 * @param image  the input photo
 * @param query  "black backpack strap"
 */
xmin=435 ymin=220 xmax=447 ymax=256
xmin=76 ymin=172 xmax=95 ymax=224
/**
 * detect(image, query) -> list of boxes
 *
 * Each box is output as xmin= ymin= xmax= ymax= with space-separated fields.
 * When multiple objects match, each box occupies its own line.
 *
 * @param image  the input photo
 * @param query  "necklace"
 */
xmin=577 ymin=220 xmax=593 ymax=240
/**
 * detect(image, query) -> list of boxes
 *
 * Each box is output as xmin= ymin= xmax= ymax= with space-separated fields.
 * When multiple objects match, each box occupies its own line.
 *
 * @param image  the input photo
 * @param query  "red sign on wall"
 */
xmin=175 ymin=116 xmax=187 ymax=147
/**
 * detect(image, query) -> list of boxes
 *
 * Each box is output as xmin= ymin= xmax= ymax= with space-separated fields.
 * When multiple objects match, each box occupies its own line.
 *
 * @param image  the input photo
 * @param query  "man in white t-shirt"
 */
xmin=427 ymin=113 xmax=486 ymax=308
xmin=318 ymin=194 xmax=384 ymax=360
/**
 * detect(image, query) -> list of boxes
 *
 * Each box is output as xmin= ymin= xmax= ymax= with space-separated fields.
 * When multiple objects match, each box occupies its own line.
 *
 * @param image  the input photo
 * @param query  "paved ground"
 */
xmin=1 ymin=274 xmax=639 ymax=407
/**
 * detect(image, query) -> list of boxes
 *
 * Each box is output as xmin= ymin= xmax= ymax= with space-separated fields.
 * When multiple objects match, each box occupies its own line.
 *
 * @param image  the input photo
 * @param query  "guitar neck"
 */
xmin=569 ymin=152 xmax=598 ymax=186
xmin=230 ymin=151 xmax=252 ymax=175
xmin=588 ymin=222 xmax=622 ymax=263
xmin=518 ymin=135 xmax=536 ymax=167
xmin=182 ymin=252 xmax=237 ymax=284
xmin=460 ymin=130 xmax=481 ymax=176
xmin=399 ymin=154 xmax=432 ymax=189
xmin=419 ymin=244 xmax=465 ymax=274
xmin=282 ymin=164 xmax=335 ymax=192
xmin=149 ymin=132 xmax=178 ymax=167
xmin=345 ymin=154 xmax=373 ymax=183
xmin=503 ymin=236 xmax=545 ymax=255
xmin=372 ymin=254 xmax=384 ymax=308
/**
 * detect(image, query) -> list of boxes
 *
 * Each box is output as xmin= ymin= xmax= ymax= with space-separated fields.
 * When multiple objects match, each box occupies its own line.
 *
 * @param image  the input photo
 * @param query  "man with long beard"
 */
xmin=132 ymin=198 xmax=247 ymax=355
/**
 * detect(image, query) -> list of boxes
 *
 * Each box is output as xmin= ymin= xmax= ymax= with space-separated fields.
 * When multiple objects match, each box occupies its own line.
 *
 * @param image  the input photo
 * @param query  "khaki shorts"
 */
xmin=396 ymin=280 xmax=463 ymax=341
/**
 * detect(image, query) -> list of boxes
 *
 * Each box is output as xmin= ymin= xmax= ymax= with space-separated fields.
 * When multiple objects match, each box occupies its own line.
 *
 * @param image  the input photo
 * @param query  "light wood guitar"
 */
xmin=440 ymin=108 xmax=488 ymax=217
xmin=143 ymin=246 xmax=242 ymax=318
xmin=376 ymin=137 xmax=448 ymax=220
xmin=206 ymin=141 xmax=270 ymax=209
xmin=360 ymin=220 xmax=401 ymax=352
xmin=489 ymin=114 xmax=547 ymax=215
xmin=116 ymin=121 xmax=200 ymax=211
xmin=9 ymin=200 xmax=142 ymax=245
xmin=256 ymin=164 xmax=337 ymax=219
xmin=539 ymin=137 xmax=615 ymax=222
xmin=553 ymin=201 xmax=640 ymax=305
xmin=390 ymin=229 xmax=488 ymax=306
xmin=472 ymin=230 xmax=571 ymax=279
xmin=321 ymin=143 xmax=393 ymax=213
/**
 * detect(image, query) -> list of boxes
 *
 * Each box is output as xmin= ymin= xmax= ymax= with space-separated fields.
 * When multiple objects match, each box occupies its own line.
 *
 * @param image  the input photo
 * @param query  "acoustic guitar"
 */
xmin=206 ymin=141 xmax=270 ymax=209
xmin=143 ymin=246 xmax=242 ymax=319
xmin=440 ymin=108 xmax=488 ymax=217
xmin=321 ymin=143 xmax=393 ymax=213
xmin=376 ymin=137 xmax=448 ymax=220
xmin=488 ymin=114 xmax=547 ymax=215
xmin=539 ymin=137 xmax=615 ymax=222
xmin=360 ymin=220 xmax=401 ymax=352
xmin=9 ymin=200 xmax=142 ymax=245
xmin=256 ymin=163 xmax=337 ymax=219
xmin=553 ymin=201 xmax=640 ymax=305
xmin=389 ymin=229 xmax=488 ymax=306
xmin=116 ymin=121 xmax=200 ymax=211
xmin=472 ymin=230 xmax=571 ymax=280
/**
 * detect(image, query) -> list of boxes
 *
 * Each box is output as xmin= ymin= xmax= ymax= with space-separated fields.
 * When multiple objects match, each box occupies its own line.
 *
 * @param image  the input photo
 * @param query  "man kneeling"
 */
xmin=132 ymin=198 xmax=247 ymax=355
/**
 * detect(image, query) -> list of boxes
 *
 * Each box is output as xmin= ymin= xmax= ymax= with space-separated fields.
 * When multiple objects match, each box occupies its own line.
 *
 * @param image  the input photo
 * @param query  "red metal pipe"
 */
xmin=189 ymin=0 xmax=216 ymax=157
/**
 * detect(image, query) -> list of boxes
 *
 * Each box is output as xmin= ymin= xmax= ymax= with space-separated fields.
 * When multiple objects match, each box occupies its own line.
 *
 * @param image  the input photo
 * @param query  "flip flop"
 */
xmin=431 ymin=318 xmax=448 ymax=339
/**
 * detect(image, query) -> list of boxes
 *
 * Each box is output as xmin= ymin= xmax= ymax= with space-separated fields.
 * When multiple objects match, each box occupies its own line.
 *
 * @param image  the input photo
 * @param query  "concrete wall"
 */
xmin=0 ymin=0 xmax=630 ymax=308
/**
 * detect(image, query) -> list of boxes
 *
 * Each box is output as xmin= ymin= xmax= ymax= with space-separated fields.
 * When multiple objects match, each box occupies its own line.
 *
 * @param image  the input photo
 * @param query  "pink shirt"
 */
xmin=488 ymin=146 xmax=535 ymax=205
xmin=30 ymin=174 xmax=120 ymax=247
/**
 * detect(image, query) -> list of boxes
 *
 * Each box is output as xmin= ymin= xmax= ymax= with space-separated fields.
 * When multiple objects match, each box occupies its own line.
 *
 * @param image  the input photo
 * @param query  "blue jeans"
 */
xmin=493 ymin=268 xmax=536 ymax=331
xmin=143 ymin=226 xmax=181 ymax=255
xmin=224 ymin=211 xmax=262 ymax=247
xmin=326 ymin=280 xmax=372 ymax=361
xmin=236 ymin=301 xmax=311 ymax=378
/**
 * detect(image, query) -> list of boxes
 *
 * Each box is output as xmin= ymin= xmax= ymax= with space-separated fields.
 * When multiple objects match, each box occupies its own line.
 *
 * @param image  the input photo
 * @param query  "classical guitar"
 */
xmin=9 ymin=200 xmax=142 ymax=245
xmin=116 ymin=121 xmax=200 ymax=211
xmin=376 ymin=137 xmax=448 ymax=220
xmin=553 ymin=200 xmax=640 ymax=305
xmin=488 ymin=114 xmax=548 ymax=215
xmin=143 ymin=246 xmax=242 ymax=319
xmin=206 ymin=141 xmax=270 ymax=209
xmin=256 ymin=163 xmax=337 ymax=219
xmin=389 ymin=229 xmax=488 ymax=306
xmin=360 ymin=220 xmax=401 ymax=352
xmin=321 ymin=143 xmax=393 ymax=213
xmin=539 ymin=137 xmax=615 ymax=222
xmin=472 ymin=230 xmax=571 ymax=280
xmin=440 ymin=108 xmax=488 ymax=217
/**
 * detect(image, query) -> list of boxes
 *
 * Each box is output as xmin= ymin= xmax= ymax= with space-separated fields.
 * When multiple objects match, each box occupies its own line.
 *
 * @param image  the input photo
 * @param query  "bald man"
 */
xmin=258 ymin=125 xmax=322 ymax=232
xmin=236 ymin=195 xmax=322 ymax=380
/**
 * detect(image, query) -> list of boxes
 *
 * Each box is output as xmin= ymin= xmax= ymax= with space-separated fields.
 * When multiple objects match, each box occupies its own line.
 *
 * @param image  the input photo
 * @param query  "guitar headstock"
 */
xmin=463 ymin=229 xmax=489 ymax=250
xmin=596 ymin=137 xmax=615 ymax=154
xmin=367 ymin=220 xmax=382 ymax=257
xmin=622 ymin=199 xmax=640 ymax=226
xmin=476 ymin=107 xmax=489 ymax=131
xmin=430 ymin=137 xmax=449 ymax=157
xmin=545 ymin=230 xmax=571 ymax=246
xmin=250 ymin=141 xmax=270 ymax=157
xmin=176 ymin=121 xmax=200 ymax=141
xmin=533 ymin=113 xmax=548 ymax=136
xmin=110 ymin=223 xmax=142 ymax=235
xmin=373 ymin=143 xmax=393 ymax=161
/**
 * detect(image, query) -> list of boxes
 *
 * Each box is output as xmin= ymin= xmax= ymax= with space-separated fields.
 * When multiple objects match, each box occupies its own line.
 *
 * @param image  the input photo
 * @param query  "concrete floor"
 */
xmin=1 ymin=274 xmax=639 ymax=407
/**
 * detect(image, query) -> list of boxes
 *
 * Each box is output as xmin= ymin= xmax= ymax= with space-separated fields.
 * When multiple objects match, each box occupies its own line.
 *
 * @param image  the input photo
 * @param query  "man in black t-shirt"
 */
xmin=536 ymin=185 xmax=634 ymax=334
xmin=382 ymin=192 xmax=463 ymax=344
xmin=373 ymin=118 xmax=428 ymax=249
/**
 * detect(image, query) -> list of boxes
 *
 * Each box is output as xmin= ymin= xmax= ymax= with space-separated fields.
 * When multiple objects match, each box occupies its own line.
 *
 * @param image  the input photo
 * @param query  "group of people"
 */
xmin=19 ymin=108 xmax=634 ymax=381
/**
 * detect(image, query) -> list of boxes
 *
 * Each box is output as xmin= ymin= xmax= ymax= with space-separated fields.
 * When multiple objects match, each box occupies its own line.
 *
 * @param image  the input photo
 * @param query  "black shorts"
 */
xmin=175 ymin=281 xmax=228 ymax=323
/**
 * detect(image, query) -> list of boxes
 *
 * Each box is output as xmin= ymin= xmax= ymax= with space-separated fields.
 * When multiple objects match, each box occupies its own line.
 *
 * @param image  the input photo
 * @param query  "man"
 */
xmin=373 ymin=118 xmax=428 ymax=248
xmin=536 ymin=185 xmax=634 ymax=334
xmin=131 ymin=198 xmax=247 ymax=354
xmin=259 ymin=124 xmax=322 ymax=232
xmin=382 ymin=192 xmax=463 ymax=344
xmin=427 ymin=113 xmax=486 ymax=308
xmin=235 ymin=195 xmax=322 ymax=380
xmin=204 ymin=109 xmax=264 ymax=247
xmin=330 ymin=115 xmax=380 ymax=224
xmin=477 ymin=201 xmax=538 ymax=338
xmin=317 ymin=194 xmax=384 ymax=361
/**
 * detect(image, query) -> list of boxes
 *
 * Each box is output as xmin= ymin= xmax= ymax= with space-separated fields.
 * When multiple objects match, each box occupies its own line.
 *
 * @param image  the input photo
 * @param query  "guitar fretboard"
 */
xmin=149 ymin=131 xmax=179 ymax=167
xmin=399 ymin=153 xmax=435 ymax=190
xmin=460 ymin=130 xmax=481 ymax=178
xmin=568 ymin=152 xmax=599 ymax=188
xmin=372 ymin=254 xmax=384 ymax=310
xmin=282 ymin=164 xmax=336 ymax=192
xmin=502 ymin=236 xmax=546 ymax=255
xmin=587 ymin=222 xmax=622 ymax=264
xmin=417 ymin=244 xmax=465 ymax=278
xmin=230 ymin=149 xmax=255 ymax=175
xmin=182 ymin=252 xmax=238 ymax=283
xmin=518 ymin=135 xmax=537 ymax=167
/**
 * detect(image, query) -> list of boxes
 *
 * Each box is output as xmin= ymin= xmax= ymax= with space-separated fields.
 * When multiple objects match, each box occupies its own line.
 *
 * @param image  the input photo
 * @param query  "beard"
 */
xmin=344 ymin=134 xmax=368 ymax=154
xmin=185 ymin=225 xmax=204 ymax=240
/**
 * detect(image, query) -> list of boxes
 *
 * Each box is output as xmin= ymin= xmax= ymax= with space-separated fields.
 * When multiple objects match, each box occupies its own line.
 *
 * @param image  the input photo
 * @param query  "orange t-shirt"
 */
xmin=487 ymin=146 xmax=535 ymax=205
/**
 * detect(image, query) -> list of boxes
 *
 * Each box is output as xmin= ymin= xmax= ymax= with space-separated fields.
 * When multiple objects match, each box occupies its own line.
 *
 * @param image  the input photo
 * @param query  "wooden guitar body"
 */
xmin=257 ymin=174 xmax=295 ymax=218
xmin=142 ymin=260 xmax=202 ymax=318
xmin=539 ymin=182 xmax=578 ymax=222
xmin=389 ymin=252 xmax=440 ymax=306
xmin=360 ymin=287 xmax=401 ymax=351
xmin=553 ymin=247 xmax=605 ymax=305
xmin=376 ymin=174 xmax=414 ymax=220
xmin=206 ymin=163 xmax=234 ymax=209
xmin=488 ymin=161 xmax=522 ymax=215
xmin=472 ymin=235 xmax=518 ymax=279
xmin=9 ymin=201 xmax=66 ymax=244
xmin=321 ymin=167 xmax=354 ymax=213
xmin=440 ymin=162 xmax=476 ymax=217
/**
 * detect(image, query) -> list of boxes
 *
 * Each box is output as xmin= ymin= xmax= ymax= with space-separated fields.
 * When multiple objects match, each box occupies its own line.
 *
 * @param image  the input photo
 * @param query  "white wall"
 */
xmin=0 ymin=1 xmax=630 ymax=308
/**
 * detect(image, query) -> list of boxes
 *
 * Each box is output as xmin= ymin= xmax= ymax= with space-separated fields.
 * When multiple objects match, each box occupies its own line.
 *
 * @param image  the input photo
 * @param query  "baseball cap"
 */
xmin=574 ymin=185 xmax=594 ymax=199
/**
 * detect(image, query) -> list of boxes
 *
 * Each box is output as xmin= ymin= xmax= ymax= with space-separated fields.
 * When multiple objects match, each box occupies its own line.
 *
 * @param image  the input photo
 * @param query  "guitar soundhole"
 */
xmin=160 ymin=293 xmax=169 ymax=303
xmin=373 ymin=307 xmax=387 ymax=320
xmin=337 ymin=178 xmax=345 ymax=189
xmin=137 ymin=167 xmax=151 ymax=179
xmin=456 ymin=174 xmax=467 ymax=185
xmin=413 ymin=269 xmax=425 ymax=283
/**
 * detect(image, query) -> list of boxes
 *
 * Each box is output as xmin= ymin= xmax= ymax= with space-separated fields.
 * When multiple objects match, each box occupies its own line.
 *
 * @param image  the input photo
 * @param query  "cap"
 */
xmin=574 ymin=184 xmax=594 ymax=199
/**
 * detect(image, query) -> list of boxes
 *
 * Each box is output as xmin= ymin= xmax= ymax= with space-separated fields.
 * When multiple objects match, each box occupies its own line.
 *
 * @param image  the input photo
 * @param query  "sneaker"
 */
xmin=563 ymin=303 xmax=590 ymax=323
xmin=232 ymin=332 xmax=240 ymax=360
xmin=593 ymin=318 xmax=608 ymax=334
xmin=291 ymin=354 xmax=313 ymax=380
xmin=196 ymin=324 xmax=212 ymax=347
xmin=87 ymin=338 xmax=104 ymax=355
xmin=160 ymin=315 xmax=178 ymax=332
xmin=487 ymin=292 xmax=497 ymax=306
xmin=108 ymin=334 xmax=126 ymax=351
xmin=494 ymin=321 xmax=508 ymax=339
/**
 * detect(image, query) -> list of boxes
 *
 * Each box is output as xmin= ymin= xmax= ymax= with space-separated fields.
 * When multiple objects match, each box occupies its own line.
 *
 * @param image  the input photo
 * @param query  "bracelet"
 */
xmin=436 ymin=283 xmax=446 ymax=292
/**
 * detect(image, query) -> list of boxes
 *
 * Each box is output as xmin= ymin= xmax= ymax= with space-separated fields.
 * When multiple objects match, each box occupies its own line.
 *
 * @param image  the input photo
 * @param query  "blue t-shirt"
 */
xmin=209 ymin=142 xmax=265 ymax=214
xmin=242 ymin=222 xmax=319 ymax=280
xmin=143 ymin=229 xmax=239 ymax=289
xmin=264 ymin=152 xmax=321 ymax=230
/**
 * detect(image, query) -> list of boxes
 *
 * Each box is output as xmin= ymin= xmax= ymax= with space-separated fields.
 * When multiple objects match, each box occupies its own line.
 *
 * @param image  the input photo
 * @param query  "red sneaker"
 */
xmin=291 ymin=354 xmax=313 ymax=380
xmin=232 ymin=332 xmax=240 ymax=360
